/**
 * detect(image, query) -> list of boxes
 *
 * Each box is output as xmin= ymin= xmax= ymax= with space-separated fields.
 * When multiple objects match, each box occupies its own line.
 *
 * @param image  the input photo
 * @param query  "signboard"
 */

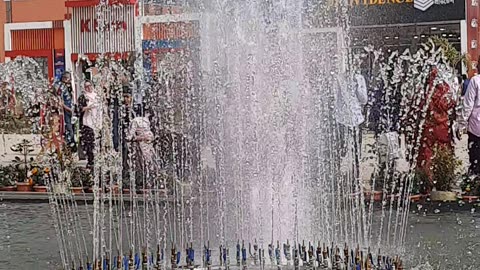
xmin=54 ymin=50 xmax=66 ymax=81
xmin=80 ymin=19 xmax=127 ymax=32
xmin=467 ymin=0 xmax=479 ymax=75
xmin=71 ymin=5 xmax=135 ymax=53
xmin=349 ymin=0 xmax=465 ymax=26
xmin=142 ymin=21 xmax=200 ymax=51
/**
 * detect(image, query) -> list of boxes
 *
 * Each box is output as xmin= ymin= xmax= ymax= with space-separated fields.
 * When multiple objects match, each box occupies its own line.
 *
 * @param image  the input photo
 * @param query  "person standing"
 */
xmin=414 ymin=67 xmax=456 ymax=191
xmin=462 ymin=74 xmax=471 ymax=97
xmin=54 ymin=72 xmax=76 ymax=151
xmin=0 ymin=81 xmax=12 ymax=119
xmin=78 ymin=80 xmax=101 ymax=167
xmin=460 ymin=74 xmax=480 ymax=175
xmin=39 ymin=86 xmax=63 ymax=157
xmin=336 ymin=70 xmax=368 ymax=178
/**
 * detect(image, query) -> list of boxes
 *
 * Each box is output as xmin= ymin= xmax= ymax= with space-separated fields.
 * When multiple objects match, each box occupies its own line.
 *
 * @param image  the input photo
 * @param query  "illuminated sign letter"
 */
xmin=80 ymin=19 xmax=90 ymax=32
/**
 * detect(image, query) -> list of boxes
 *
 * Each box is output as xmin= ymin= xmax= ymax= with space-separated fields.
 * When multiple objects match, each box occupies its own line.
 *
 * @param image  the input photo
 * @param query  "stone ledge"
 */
xmin=0 ymin=191 xmax=174 ymax=203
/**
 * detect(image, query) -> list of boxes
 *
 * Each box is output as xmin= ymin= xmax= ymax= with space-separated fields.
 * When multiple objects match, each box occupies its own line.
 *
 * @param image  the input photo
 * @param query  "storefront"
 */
xmin=137 ymin=4 xmax=200 ymax=79
xmin=349 ymin=0 xmax=466 ymax=63
xmin=467 ymin=0 xmax=479 ymax=74
xmin=67 ymin=1 xmax=136 ymax=70
xmin=136 ymin=3 xmax=202 ymax=160
xmin=4 ymin=21 xmax=66 ymax=80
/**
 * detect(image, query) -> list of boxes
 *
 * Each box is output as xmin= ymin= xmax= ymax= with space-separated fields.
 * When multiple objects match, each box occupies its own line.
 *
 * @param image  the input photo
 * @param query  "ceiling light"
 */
xmin=414 ymin=35 xmax=419 ymax=39
xmin=448 ymin=34 xmax=454 ymax=37
xmin=431 ymin=27 xmax=437 ymax=30
xmin=440 ymin=28 xmax=446 ymax=31
xmin=394 ymin=36 xmax=399 ymax=39
xmin=385 ymin=36 xmax=390 ymax=40
xmin=421 ymin=34 xmax=426 ymax=38
xmin=442 ymin=33 xmax=447 ymax=37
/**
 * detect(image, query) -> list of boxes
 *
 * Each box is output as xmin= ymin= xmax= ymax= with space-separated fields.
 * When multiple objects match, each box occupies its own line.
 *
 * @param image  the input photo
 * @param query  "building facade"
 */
xmin=1 ymin=0 xmax=67 ymax=80
xmin=66 ymin=0 xmax=136 ymax=62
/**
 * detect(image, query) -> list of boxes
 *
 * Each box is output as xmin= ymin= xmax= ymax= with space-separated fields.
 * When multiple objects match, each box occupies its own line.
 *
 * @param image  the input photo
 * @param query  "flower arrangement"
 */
xmin=29 ymin=166 xmax=46 ymax=186
xmin=71 ymin=167 xmax=92 ymax=188
xmin=11 ymin=139 xmax=35 ymax=182
xmin=0 ymin=165 xmax=16 ymax=187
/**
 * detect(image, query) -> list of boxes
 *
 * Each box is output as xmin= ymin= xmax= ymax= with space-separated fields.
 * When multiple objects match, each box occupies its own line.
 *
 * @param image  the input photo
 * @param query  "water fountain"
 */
xmin=7 ymin=0 xmax=457 ymax=269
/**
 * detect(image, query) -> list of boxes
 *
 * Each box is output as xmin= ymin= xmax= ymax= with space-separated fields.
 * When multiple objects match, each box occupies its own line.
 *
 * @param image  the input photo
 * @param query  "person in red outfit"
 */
xmin=415 ymin=67 xmax=456 ymax=192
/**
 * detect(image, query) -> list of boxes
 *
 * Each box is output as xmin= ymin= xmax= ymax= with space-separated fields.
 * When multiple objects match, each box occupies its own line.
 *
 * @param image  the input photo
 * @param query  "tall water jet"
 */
xmin=198 ymin=0 xmax=361 ymax=247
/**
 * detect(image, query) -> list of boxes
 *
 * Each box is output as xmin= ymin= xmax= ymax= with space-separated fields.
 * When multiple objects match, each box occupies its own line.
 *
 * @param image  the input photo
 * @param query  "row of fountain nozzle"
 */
xmin=216 ymin=240 xmax=402 ymax=270
xmin=81 ymin=240 xmax=402 ymax=270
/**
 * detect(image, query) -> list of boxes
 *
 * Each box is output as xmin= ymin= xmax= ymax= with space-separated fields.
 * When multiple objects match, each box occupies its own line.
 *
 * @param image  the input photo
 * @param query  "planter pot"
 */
xmin=462 ymin=196 xmax=479 ymax=203
xmin=33 ymin=185 xmax=48 ymax=192
xmin=139 ymin=189 xmax=150 ymax=194
xmin=409 ymin=194 xmax=422 ymax=202
xmin=365 ymin=191 xmax=383 ymax=201
xmin=386 ymin=194 xmax=401 ymax=200
xmin=87 ymin=187 xmax=105 ymax=193
xmin=71 ymin=187 xmax=85 ymax=194
xmin=430 ymin=191 xmax=457 ymax=202
xmin=0 ymin=186 xmax=17 ymax=191
xmin=106 ymin=185 xmax=120 ymax=194
xmin=16 ymin=182 xmax=33 ymax=192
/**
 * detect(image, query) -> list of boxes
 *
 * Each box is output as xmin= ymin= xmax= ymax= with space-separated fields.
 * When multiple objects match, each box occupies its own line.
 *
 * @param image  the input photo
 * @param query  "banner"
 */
xmin=54 ymin=50 xmax=66 ymax=82
xmin=349 ymin=0 xmax=465 ymax=26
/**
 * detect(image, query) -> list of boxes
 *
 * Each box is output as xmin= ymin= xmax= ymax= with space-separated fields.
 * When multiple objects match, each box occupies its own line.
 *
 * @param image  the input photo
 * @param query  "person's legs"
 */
xmin=353 ymin=127 xmax=360 ymax=181
xmin=64 ymin=113 xmax=75 ymax=148
xmin=468 ymin=132 xmax=480 ymax=175
xmin=81 ymin=126 xmax=95 ymax=166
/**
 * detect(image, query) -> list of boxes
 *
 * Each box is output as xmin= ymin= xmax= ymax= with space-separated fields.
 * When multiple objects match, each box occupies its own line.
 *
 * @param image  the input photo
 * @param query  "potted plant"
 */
xmin=430 ymin=146 xmax=461 ymax=202
xmin=71 ymin=167 xmax=90 ymax=194
xmin=103 ymin=172 xmax=120 ymax=194
xmin=31 ymin=166 xmax=48 ymax=192
xmin=460 ymin=174 xmax=480 ymax=202
xmin=11 ymin=139 xmax=35 ymax=191
xmin=0 ymin=165 xmax=16 ymax=191
xmin=409 ymin=170 xmax=428 ymax=202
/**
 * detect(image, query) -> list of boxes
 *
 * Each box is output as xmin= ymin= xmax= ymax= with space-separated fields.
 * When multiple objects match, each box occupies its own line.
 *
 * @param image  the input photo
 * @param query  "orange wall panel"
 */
xmin=11 ymin=29 xmax=54 ymax=51
xmin=143 ymin=22 xmax=198 ymax=40
xmin=12 ymin=0 xmax=66 ymax=22
xmin=53 ymin=28 xmax=65 ymax=49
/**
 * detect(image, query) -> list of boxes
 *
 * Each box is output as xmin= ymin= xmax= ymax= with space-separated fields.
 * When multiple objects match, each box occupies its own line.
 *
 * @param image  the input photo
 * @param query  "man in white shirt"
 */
xmin=336 ymin=71 xmax=368 ymax=179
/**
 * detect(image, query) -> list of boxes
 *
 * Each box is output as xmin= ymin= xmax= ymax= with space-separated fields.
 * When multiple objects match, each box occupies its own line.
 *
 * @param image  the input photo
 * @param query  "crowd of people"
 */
xmin=35 ymin=67 xmax=163 ymax=188
xmin=349 ymin=60 xmax=480 ymax=194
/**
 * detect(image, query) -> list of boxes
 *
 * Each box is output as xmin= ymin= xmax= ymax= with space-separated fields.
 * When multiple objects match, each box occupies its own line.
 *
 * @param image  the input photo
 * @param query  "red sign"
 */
xmin=467 ymin=0 xmax=479 ymax=76
xmin=143 ymin=22 xmax=197 ymax=40
xmin=80 ymin=19 xmax=127 ymax=32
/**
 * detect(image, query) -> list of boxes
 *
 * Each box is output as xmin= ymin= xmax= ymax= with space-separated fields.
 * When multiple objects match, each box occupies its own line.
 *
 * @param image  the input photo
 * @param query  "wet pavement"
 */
xmin=1 ymin=202 xmax=480 ymax=270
